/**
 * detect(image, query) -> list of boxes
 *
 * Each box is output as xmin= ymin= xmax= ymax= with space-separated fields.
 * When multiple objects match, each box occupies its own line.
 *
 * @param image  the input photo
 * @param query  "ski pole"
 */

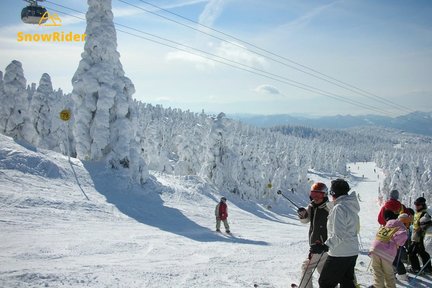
xmin=303 ymin=252 xmax=324 ymax=288
xmin=366 ymin=258 xmax=372 ymax=272
xmin=412 ymin=258 xmax=431 ymax=283
xmin=297 ymin=254 xmax=313 ymax=288
xmin=277 ymin=190 xmax=301 ymax=209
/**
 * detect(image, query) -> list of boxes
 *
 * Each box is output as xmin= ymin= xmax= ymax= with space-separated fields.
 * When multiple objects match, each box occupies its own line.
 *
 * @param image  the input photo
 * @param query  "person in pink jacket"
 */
xmin=369 ymin=210 xmax=408 ymax=288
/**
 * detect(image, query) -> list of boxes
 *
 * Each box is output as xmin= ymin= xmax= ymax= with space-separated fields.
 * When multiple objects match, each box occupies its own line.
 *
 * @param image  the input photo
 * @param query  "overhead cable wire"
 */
xmin=116 ymin=0 xmax=415 ymax=114
xmin=43 ymin=3 xmax=397 ymax=116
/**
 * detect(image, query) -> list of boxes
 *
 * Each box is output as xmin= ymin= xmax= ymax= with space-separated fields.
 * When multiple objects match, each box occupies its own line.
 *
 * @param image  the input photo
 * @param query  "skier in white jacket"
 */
xmin=421 ymin=210 xmax=432 ymax=259
xmin=310 ymin=178 xmax=360 ymax=288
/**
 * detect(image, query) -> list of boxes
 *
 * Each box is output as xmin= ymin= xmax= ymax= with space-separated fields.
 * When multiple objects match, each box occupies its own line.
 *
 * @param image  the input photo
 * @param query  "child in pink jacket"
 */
xmin=370 ymin=210 xmax=408 ymax=288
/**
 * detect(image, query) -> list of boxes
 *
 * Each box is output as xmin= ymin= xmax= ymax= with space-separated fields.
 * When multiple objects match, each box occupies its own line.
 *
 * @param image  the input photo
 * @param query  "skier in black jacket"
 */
xmin=296 ymin=182 xmax=330 ymax=288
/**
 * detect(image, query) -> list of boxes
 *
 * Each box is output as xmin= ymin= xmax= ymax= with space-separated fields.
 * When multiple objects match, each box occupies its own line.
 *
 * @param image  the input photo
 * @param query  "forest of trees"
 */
xmin=1 ymin=0 xmax=430 ymax=207
xmin=1 ymin=59 xmax=431 ymax=206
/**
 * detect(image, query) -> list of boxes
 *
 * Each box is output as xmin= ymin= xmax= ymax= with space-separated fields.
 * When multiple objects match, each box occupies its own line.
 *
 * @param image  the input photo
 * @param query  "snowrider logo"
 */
xmin=39 ymin=12 xmax=62 ymax=27
xmin=17 ymin=13 xmax=86 ymax=43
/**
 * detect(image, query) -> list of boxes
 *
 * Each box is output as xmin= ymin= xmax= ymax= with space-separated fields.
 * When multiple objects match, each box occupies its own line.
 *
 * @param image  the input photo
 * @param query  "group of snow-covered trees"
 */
xmin=135 ymin=103 xmax=315 ymax=202
xmin=0 ymin=60 xmax=70 ymax=154
xmin=274 ymin=125 xmax=432 ymax=204
xmin=375 ymin=141 xmax=432 ymax=206
xmin=1 ymin=59 xmax=431 ymax=205
xmin=0 ymin=60 xmax=307 ymax=202
xmin=1 ymin=0 xmax=430 ymax=206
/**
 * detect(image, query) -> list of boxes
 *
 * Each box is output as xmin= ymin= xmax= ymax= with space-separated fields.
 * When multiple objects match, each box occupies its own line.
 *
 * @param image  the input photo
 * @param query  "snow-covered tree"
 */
xmin=0 ymin=60 xmax=30 ymax=140
xmin=53 ymin=91 xmax=76 ymax=156
xmin=71 ymin=0 xmax=148 ymax=183
xmin=26 ymin=73 xmax=57 ymax=148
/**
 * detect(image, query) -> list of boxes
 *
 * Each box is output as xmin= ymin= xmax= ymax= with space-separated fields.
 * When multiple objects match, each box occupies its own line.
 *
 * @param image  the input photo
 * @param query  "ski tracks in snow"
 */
xmin=2 ymin=137 xmax=429 ymax=288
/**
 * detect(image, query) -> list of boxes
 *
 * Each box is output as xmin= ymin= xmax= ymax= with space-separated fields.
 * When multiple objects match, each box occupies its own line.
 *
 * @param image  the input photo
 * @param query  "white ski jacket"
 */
xmin=423 ymin=208 xmax=432 ymax=256
xmin=325 ymin=192 xmax=360 ymax=257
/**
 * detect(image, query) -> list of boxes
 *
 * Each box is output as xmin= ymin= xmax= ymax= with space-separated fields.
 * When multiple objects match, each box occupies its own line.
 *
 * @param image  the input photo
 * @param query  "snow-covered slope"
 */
xmin=1 ymin=134 xmax=431 ymax=287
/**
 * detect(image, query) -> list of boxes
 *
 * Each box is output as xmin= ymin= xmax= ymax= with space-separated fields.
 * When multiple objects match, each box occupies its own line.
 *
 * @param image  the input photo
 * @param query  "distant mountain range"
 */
xmin=230 ymin=111 xmax=432 ymax=136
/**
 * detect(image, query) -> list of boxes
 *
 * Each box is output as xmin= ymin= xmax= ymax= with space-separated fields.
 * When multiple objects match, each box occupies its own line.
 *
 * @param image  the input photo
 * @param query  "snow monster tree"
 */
xmin=0 ymin=60 xmax=29 ymax=140
xmin=71 ymin=0 xmax=148 ymax=184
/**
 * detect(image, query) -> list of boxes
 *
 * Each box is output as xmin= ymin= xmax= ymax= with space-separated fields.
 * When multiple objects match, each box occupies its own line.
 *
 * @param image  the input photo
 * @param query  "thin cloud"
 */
xmin=113 ymin=0 xmax=209 ymax=18
xmin=281 ymin=1 xmax=340 ymax=33
xmin=215 ymin=42 xmax=267 ymax=68
xmin=198 ymin=0 xmax=226 ymax=27
xmin=165 ymin=50 xmax=215 ymax=69
xmin=254 ymin=84 xmax=282 ymax=96
xmin=164 ymin=41 xmax=266 ymax=70
xmin=164 ymin=0 xmax=210 ymax=10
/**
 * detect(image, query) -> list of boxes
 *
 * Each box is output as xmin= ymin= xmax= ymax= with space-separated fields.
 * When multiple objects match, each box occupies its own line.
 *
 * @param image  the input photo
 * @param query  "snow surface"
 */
xmin=1 ymin=134 xmax=431 ymax=287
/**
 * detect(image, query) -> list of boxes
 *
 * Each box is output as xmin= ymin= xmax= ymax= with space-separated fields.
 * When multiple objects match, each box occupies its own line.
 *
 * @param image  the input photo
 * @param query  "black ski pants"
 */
xmin=393 ymin=246 xmax=407 ymax=275
xmin=408 ymin=239 xmax=431 ymax=272
xmin=318 ymin=255 xmax=358 ymax=288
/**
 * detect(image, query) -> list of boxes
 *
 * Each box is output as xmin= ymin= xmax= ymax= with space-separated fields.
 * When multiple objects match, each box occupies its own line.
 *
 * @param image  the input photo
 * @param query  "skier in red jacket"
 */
xmin=215 ymin=197 xmax=230 ymax=233
xmin=377 ymin=189 xmax=405 ymax=226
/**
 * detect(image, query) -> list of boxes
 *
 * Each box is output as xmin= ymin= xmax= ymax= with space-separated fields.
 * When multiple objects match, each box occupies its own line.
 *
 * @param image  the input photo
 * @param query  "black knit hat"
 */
xmin=414 ymin=197 xmax=426 ymax=206
xmin=330 ymin=179 xmax=350 ymax=198
xmin=384 ymin=210 xmax=398 ymax=221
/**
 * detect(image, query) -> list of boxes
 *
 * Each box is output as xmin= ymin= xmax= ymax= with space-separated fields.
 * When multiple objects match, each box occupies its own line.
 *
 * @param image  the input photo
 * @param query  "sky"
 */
xmin=0 ymin=0 xmax=431 ymax=117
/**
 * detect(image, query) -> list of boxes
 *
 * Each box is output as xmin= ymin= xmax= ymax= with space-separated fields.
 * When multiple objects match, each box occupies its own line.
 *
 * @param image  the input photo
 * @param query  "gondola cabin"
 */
xmin=21 ymin=0 xmax=48 ymax=24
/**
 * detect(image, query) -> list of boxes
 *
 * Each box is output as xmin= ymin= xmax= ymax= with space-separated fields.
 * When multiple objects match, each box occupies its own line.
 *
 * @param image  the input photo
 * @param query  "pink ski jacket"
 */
xmin=370 ymin=219 xmax=408 ymax=263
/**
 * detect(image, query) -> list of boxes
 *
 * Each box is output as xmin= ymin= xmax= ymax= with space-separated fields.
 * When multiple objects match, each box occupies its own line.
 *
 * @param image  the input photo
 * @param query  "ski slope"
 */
xmin=1 ymin=134 xmax=431 ymax=287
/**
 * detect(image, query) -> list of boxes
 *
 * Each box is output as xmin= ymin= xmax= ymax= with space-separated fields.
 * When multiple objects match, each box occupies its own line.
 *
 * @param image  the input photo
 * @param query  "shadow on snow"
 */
xmin=84 ymin=163 xmax=268 ymax=246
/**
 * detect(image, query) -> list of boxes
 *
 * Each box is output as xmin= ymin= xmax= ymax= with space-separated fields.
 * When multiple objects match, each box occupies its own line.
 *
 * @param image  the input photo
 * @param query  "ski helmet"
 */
xmin=221 ymin=197 xmax=227 ymax=202
xmin=330 ymin=179 xmax=350 ymax=198
xmin=310 ymin=182 xmax=328 ymax=194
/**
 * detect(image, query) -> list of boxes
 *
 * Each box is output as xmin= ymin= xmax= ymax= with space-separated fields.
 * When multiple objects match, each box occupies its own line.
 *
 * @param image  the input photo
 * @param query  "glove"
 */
xmin=310 ymin=243 xmax=329 ymax=254
xmin=297 ymin=207 xmax=308 ymax=219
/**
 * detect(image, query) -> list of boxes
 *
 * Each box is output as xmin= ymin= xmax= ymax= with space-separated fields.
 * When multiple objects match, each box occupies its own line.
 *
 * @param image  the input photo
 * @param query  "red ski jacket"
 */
xmin=377 ymin=199 xmax=404 ymax=225
xmin=216 ymin=202 xmax=228 ymax=220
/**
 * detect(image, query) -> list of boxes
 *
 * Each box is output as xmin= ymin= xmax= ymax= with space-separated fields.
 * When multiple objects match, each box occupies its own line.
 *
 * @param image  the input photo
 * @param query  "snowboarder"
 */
xmin=215 ymin=197 xmax=230 ymax=233
xmin=408 ymin=197 xmax=431 ymax=273
xmin=377 ymin=189 xmax=404 ymax=226
xmin=296 ymin=182 xmax=330 ymax=288
xmin=310 ymin=179 xmax=360 ymax=288
xmin=369 ymin=210 xmax=408 ymax=288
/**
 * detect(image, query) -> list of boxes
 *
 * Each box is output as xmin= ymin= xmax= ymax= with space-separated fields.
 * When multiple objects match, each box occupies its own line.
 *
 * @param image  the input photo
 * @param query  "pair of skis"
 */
xmin=252 ymin=282 xmax=296 ymax=287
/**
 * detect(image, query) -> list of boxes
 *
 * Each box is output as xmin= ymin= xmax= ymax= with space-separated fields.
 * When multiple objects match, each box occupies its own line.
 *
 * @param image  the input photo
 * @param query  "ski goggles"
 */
xmin=310 ymin=191 xmax=326 ymax=197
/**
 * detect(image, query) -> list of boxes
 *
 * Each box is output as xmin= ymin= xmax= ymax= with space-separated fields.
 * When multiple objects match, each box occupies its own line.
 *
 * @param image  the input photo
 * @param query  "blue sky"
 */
xmin=1 ymin=0 xmax=431 ymax=116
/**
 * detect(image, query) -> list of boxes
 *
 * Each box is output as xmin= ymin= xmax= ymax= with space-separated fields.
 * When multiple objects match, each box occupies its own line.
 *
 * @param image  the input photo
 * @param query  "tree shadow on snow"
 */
xmin=230 ymin=198 xmax=302 ymax=226
xmin=85 ymin=164 xmax=268 ymax=246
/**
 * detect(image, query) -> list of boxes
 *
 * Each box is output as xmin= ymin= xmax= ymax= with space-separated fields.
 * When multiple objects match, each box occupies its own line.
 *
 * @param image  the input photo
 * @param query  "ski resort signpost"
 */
xmin=59 ymin=109 xmax=72 ymax=163
xmin=59 ymin=109 xmax=71 ymax=122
